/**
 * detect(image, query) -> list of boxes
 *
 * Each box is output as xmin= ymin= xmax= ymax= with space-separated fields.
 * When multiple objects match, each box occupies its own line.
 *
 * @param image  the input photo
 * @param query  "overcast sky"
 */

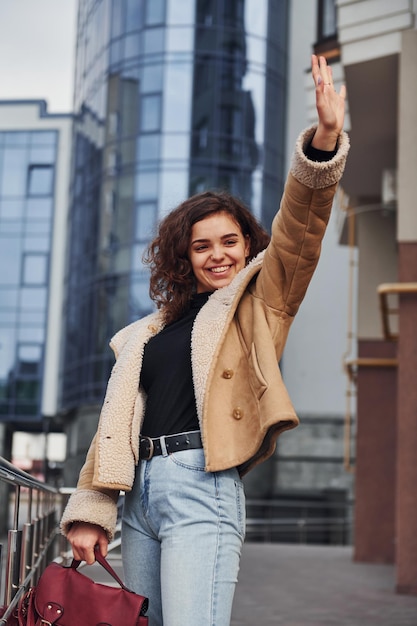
xmin=0 ymin=0 xmax=78 ymax=112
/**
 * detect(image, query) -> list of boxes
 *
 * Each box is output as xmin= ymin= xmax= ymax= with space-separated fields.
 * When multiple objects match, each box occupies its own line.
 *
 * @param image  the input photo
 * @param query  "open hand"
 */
xmin=311 ymin=54 xmax=346 ymax=151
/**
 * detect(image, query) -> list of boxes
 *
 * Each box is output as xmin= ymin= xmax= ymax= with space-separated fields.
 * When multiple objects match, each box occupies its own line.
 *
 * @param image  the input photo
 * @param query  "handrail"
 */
xmin=0 ymin=469 xmax=124 ymax=623
xmin=344 ymin=357 xmax=399 ymax=383
xmin=378 ymin=282 xmax=417 ymax=341
xmin=0 ymin=457 xmax=58 ymax=494
xmin=0 ymin=530 xmax=58 ymax=625
xmin=0 ymin=456 xmax=62 ymax=624
xmin=342 ymin=277 xmax=417 ymax=472
xmin=343 ymin=356 xmax=398 ymax=472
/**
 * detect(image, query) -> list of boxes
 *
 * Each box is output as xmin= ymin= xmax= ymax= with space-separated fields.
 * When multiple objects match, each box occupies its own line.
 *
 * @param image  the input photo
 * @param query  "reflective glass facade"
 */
xmin=0 ymin=130 xmax=57 ymax=424
xmin=62 ymin=0 xmax=289 ymax=410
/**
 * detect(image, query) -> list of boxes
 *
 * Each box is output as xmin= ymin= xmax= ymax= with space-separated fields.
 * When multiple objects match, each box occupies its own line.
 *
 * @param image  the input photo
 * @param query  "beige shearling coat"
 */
xmin=61 ymin=126 xmax=349 ymax=540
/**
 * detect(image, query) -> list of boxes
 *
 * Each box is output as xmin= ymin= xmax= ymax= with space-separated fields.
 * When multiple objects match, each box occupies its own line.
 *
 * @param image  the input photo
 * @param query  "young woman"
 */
xmin=61 ymin=55 xmax=349 ymax=625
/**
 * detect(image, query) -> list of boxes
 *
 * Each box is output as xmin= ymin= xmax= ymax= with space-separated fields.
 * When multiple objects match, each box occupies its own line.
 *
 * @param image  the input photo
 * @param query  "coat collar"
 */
xmin=191 ymin=251 xmax=265 ymax=419
xmin=111 ymin=249 xmax=265 ymax=360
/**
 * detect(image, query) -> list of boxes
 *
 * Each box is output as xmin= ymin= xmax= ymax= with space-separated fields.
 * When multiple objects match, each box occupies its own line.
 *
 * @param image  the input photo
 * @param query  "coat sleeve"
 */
xmin=60 ymin=433 xmax=119 ymax=541
xmin=253 ymin=126 xmax=350 ymax=317
xmin=59 ymin=315 xmax=161 ymax=541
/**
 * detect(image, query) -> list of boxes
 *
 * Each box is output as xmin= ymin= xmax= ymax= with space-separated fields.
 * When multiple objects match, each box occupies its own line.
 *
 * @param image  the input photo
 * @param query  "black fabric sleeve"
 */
xmin=305 ymin=141 xmax=337 ymax=162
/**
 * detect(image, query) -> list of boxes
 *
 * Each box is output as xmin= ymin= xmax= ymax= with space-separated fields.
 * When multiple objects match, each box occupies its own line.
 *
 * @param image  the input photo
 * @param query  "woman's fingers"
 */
xmin=313 ymin=54 xmax=346 ymax=98
xmin=320 ymin=56 xmax=332 ymax=87
xmin=310 ymin=54 xmax=346 ymax=149
xmin=67 ymin=522 xmax=108 ymax=565
xmin=312 ymin=55 xmax=336 ymax=89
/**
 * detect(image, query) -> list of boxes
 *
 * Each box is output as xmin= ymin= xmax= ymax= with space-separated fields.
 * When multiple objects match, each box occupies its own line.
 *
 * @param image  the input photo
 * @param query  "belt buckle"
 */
xmin=141 ymin=436 xmax=155 ymax=460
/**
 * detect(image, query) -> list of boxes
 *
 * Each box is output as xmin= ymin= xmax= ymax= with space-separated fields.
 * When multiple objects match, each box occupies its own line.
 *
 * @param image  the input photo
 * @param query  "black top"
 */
xmin=140 ymin=292 xmax=210 ymax=438
xmin=306 ymin=143 xmax=337 ymax=162
xmin=139 ymin=142 xmax=336 ymax=438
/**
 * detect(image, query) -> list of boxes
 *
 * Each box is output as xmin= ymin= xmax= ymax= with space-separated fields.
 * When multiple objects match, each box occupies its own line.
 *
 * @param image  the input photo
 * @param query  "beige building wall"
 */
xmin=397 ymin=29 xmax=417 ymax=242
xmin=356 ymin=210 xmax=397 ymax=339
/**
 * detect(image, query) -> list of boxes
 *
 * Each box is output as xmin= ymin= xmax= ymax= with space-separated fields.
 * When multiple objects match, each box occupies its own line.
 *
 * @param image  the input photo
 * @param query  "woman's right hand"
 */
xmin=311 ymin=54 xmax=346 ymax=151
xmin=66 ymin=521 xmax=109 ymax=565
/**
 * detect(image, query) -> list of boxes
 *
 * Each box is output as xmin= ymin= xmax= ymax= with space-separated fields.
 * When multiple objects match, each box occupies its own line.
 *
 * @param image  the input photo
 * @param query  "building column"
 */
xmin=395 ymin=30 xmax=417 ymax=595
xmin=396 ymin=254 xmax=417 ymax=594
xmin=354 ymin=341 xmax=397 ymax=564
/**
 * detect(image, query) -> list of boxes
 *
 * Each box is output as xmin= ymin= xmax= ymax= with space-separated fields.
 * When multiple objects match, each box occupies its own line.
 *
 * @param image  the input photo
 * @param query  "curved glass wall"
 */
xmin=62 ymin=0 xmax=289 ymax=409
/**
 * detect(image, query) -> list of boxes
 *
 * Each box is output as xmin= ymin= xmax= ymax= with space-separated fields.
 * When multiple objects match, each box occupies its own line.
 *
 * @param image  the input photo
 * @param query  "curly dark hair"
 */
xmin=143 ymin=190 xmax=271 ymax=325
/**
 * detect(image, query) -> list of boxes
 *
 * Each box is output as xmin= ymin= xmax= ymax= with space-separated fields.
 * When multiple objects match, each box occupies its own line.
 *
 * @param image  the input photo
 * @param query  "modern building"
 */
xmin=61 ymin=0 xmax=292 ymax=487
xmin=329 ymin=0 xmax=417 ymax=595
xmin=0 ymin=101 xmax=72 ymax=463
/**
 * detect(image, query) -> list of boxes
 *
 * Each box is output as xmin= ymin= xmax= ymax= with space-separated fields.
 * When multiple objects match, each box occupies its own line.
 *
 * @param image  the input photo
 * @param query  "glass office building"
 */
xmin=62 ymin=0 xmax=289 ymax=427
xmin=0 ymin=129 xmax=56 ymax=426
xmin=0 ymin=101 xmax=72 ymax=452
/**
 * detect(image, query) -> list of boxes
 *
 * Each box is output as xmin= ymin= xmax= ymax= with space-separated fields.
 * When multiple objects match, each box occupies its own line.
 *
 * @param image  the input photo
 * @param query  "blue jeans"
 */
xmin=121 ymin=447 xmax=246 ymax=626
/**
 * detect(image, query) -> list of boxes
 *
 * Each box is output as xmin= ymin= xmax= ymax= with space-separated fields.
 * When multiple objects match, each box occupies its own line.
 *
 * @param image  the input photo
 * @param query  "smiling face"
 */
xmin=188 ymin=211 xmax=250 ymax=293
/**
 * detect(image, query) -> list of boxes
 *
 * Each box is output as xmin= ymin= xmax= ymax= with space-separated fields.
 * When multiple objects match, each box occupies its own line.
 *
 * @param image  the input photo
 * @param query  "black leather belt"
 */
xmin=139 ymin=430 xmax=202 ymax=460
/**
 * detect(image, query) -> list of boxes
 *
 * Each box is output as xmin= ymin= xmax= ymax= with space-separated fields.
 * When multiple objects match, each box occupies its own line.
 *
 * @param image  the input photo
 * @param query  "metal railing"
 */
xmin=245 ymin=496 xmax=353 ymax=546
xmin=0 ymin=458 xmax=125 ymax=624
xmin=0 ymin=457 xmax=64 ymax=624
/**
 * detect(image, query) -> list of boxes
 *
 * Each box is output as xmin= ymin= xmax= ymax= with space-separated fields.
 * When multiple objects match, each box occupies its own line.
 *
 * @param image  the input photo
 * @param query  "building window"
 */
xmin=135 ymin=171 xmax=159 ymax=201
xmin=108 ymin=112 xmax=120 ymax=137
xmin=125 ymin=0 xmax=142 ymax=32
xmin=137 ymin=134 xmax=160 ymax=161
xmin=27 ymin=165 xmax=54 ymax=196
xmin=223 ymin=0 xmax=244 ymax=24
xmin=196 ymin=0 xmax=214 ymax=26
xmin=135 ymin=202 xmax=156 ymax=241
xmin=198 ymin=124 xmax=208 ymax=150
xmin=31 ymin=131 xmax=57 ymax=146
xmin=22 ymin=253 xmax=48 ymax=286
xmin=0 ymin=199 xmax=24 ymax=220
xmin=17 ymin=343 xmax=42 ymax=377
xmin=220 ymin=105 xmax=242 ymax=157
xmin=26 ymin=198 xmax=53 ymax=219
xmin=221 ymin=54 xmax=244 ymax=91
xmin=124 ymin=33 xmax=141 ymax=58
xmin=111 ymin=0 xmax=123 ymax=38
xmin=140 ymin=94 xmax=162 ymax=132
xmin=142 ymin=63 xmax=163 ymax=93
xmin=143 ymin=27 xmax=164 ymax=54
xmin=1 ymin=148 xmax=28 ymax=196
xmin=318 ymin=0 xmax=337 ymax=40
xmin=145 ymin=0 xmax=165 ymax=26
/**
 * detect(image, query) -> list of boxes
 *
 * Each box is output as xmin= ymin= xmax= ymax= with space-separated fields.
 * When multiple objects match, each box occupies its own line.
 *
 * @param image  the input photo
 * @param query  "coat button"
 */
xmin=232 ymin=407 xmax=243 ymax=420
xmin=222 ymin=369 xmax=234 ymax=379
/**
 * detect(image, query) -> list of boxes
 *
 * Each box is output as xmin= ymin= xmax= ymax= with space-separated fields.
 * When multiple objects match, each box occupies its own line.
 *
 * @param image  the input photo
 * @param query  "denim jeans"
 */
xmin=121 ymin=447 xmax=246 ymax=626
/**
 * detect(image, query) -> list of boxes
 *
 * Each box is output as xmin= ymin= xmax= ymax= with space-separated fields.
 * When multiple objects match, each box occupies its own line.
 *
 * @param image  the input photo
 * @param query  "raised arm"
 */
xmin=250 ymin=55 xmax=349 ymax=317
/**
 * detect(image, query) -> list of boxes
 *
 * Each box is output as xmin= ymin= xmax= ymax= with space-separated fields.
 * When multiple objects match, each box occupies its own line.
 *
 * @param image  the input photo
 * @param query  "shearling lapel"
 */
xmin=96 ymin=311 xmax=164 ymax=485
xmin=191 ymin=251 xmax=265 ymax=422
